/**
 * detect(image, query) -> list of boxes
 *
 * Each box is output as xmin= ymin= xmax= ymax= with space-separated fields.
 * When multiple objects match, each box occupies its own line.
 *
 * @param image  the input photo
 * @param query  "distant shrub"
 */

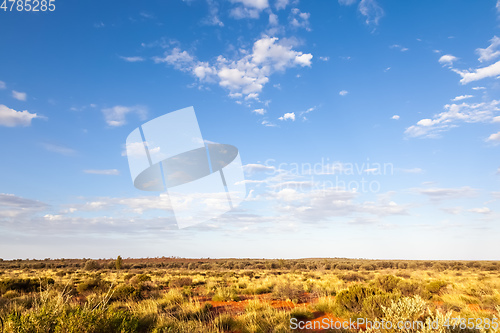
xmin=214 ymin=313 xmax=238 ymax=332
xmin=212 ymin=287 xmax=240 ymax=302
xmin=375 ymin=275 xmax=401 ymax=293
xmin=169 ymin=277 xmax=192 ymax=288
xmin=112 ymin=284 xmax=137 ymax=301
xmin=272 ymin=282 xmax=303 ymax=302
xmin=336 ymin=285 xmax=381 ymax=314
xmin=426 ymin=280 xmax=447 ymax=294
xmin=340 ymin=273 xmax=366 ymax=282
xmin=84 ymin=260 xmax=101 ymax=271
xmin=289 ymin=307 xmax=314 ymax=321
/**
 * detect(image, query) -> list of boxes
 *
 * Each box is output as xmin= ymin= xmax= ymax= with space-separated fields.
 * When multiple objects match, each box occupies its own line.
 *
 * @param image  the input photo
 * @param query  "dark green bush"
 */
xmin=375 ymin=275 xmax=401 ymax=293
xmin=335 ymin=285 xmax=381 ymax=314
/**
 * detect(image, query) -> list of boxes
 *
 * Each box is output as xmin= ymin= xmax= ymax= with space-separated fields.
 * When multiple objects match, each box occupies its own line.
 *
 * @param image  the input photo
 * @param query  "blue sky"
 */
xmin=1 ymin=0 xmax=500 ymax=260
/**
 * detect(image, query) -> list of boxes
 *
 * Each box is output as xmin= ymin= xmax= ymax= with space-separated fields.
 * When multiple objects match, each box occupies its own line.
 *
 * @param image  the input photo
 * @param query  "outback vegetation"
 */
xmin=0 ymin=257 xmax=498 ymax=332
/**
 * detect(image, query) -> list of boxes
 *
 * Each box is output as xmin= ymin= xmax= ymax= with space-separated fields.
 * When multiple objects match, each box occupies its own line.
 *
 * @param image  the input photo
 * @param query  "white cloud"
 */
xmin=0 ymin=81 xmax=5 ymax=89
xmin=278 ymin=112 xmax=295 ymax=121
xmin=153 ymin=48 xmax=195 ymax=68
xmin=391 ymin=115 xmax=400 ymax=120
xmin=339 ymin=90 xmax=349 ymax=96
xmin=476 ymin=36 xmax=500 ymax=63
xmin=253 ymin=108 xmax=266 ymax=115
xmin=0 ymin=193 xmax=48 ymax=219
xmin=319 ymin=56 xmax=329 ymax=61
xmin=230 ymin=6 xmax=261 ymax=19
xmin=152 ymin=37 xmax=312 ymax=100
xmin=261 ymin=120 xmax=277 ymax=127
xmin=122 ymin=141 xmax=161 ymax=158
xmin=203 ymin=0 xmax=224 ymax=27
xmin=472 ymin=86 xmax=486 ymax=90
xmin=405 ymin=100 xmax=500 ymax=138
xmin=268 ymin=12 xmax=278 ymax=25
xmin=289 ymin=8 xmax=311 ymax=31
xmin=102 ymin=105 xmax=147 ymax=127
xmin=338 ymin=0 xmax=357 ymax=5
xmin=230 ymin=0 xmax=268 ymax=10
xmin=274 ymin=0 xmax=289 ymax=10
xmin=41 ymin=143 xmax=76 ymax=156
xmin=120 ymin=56 xmax=145 ymax=62
xmin=0 ymin=105 xmax=39 ymax=127
xmin=416 ymin=186 xmax=477 ymax=201
xmin=358 ymin=0 xmax=384 ymax=25
xmin=454 ymin=60 xmax=500 ymax=84
xmin=468 ymin=207 xmax=491 ymax=214
xmin=438 ymin=54 xmax=458 ymax=66
xmin=12 ymin=90 xmax=27 ymax=101
xmin=243 ymin=163 xmax=275 ymax=173
xmin=486 ymin=131 xmax=500 ymax=142
xmin=390 ymin=44 xmax=409 ymax=52
xmin=452 ymin=95 xmax=473 ymax=101
xmin=83 ymin=169 xmax=120 ymax=175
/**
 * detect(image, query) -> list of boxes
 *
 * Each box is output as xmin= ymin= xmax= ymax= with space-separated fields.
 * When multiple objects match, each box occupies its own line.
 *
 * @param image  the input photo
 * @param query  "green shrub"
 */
xmin=335 ymin=284 xmax=381 ymax=314
xmin=426 ymin=280 xmax=447 ymax=294
xmin=272 ymin=282 xmax=303 ymax=302
xmin=289 ymin=307 xmax=314 ymax=321
xmin=375 ymin=275 xmax=401 ymax=293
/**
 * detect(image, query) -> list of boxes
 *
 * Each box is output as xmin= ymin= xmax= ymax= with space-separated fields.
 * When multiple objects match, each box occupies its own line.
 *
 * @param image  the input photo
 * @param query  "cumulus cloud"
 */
xmin=101 ymin=105 xmax=147 ymax=127
xmin=83 ymin=169 xmax=120 ymax=175
xmin=438 ymin=54 xmax=458 ymax=66
xmin=243 ymin=163 xmax=275 ymax=174
xmin=203 ymin=0 xmax=224 ymax=27
xmin=486 ymin=131 xmax=500 ymax=142
xmin=278 ymin=112 xmax=295 ymax=121
xmin=0 ymin=105 xmax=40 ymax=127
xmin=0 ymin=81 xmax=5 ymax=89
xmin=12 ymin=90 xmax=27 ymax=101
xmin=152 ymin=37 xmax=312 ymax=100
xmin=229 ymin=0 xmax=268 ymax=19
xmin=405 ymin=100 xmax=500 ymax=138
xmin=391 ymin=115 xmax=400 ymax=120
xmin=339 ymin=90 xmax=349 ymax=96
xmin=253 ymin=108 xmax=266 ymax=115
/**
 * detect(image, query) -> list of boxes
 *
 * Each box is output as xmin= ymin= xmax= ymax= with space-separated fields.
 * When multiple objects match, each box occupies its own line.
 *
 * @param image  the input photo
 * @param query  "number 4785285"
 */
xmin=1 ymin=0 xmax=56 ymax=12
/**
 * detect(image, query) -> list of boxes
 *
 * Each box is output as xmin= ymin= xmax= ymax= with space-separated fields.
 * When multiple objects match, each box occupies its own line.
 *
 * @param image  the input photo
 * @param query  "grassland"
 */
xmin=0 ymin=258 xmax=499 ymax=332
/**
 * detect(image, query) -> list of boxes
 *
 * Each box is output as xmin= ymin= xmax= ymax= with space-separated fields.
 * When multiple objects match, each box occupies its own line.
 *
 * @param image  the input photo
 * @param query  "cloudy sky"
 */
xmin=1 ymin=0 xmax=500 ymax=260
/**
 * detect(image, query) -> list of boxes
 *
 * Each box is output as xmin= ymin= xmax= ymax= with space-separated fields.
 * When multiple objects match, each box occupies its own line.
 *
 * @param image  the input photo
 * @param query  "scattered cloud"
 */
xmin=405 ymin=100 xmax=500 ymax=138
xmin=41 ymin=143 xmax=76 ymax=156
xmin=0 ymin=193 xmax=48 ymax=219
xmin=391 ymin=115 xmax=400 ymax=120
xmin=416 ymin=186 xmax=477 ymax=201
xmin=451 ymin=95 xmax=473 ymax=101
xmin=203 ymin=0 xmax=224 ymax=26
xmin=0 ymin=105 xmax=40 ymax=127
xmin=101 ymin=105 xmax=147 ymax=127
xmin=261 ymin=120 xmax=277 ymax=127
xmin=338 ymin=0 xmax=357 ymax=5
xmin=120 ymin=56 xmax=145 ymax=62
xmin=476 ymin=36 xmax=500 ymax=63
xmin=152 ymin=37 xmax=312 ymax=100
xmin=289 ymin=8 xmax=311 ymax=31
xmin=83 ymin=169 xmax=120 ymax=175
xmin=468 ymin=207 xmax=491 ymax=214
xmin=12 ymin=90 xmax=27 ymax=101
xmin=253 ymin=108 xmax=266 ymax=115
xmin=319 ymin=56 xmax=329 ymax=61
xmin=229 ymin=0 xmax=269 ymax=19
xmin=472 ymin=86 xmax=486 ymax=90
xmin=454 ymin=60 xmax=500 ymax=84
xmin=275 ymin=0 xmax=289 ymax=10
xmin=358 ymin=0 xmax=384 ymax=26
xmin=438 ymin=54 xmax=458 ymax=66
xmin=278 ymin=112 xmax=295 ymax=121
xmin=0 ymin=81 xmax=5 ymax=89
xmin=486 ymin=131 xmax=500 ymax=142
xmin=339 ymin=90 xmax=349 ymax=96
xmin=243 ymin=163 xmax=275 ymax=174
xmin=390 ymin=44 xmax=409 ymax=52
